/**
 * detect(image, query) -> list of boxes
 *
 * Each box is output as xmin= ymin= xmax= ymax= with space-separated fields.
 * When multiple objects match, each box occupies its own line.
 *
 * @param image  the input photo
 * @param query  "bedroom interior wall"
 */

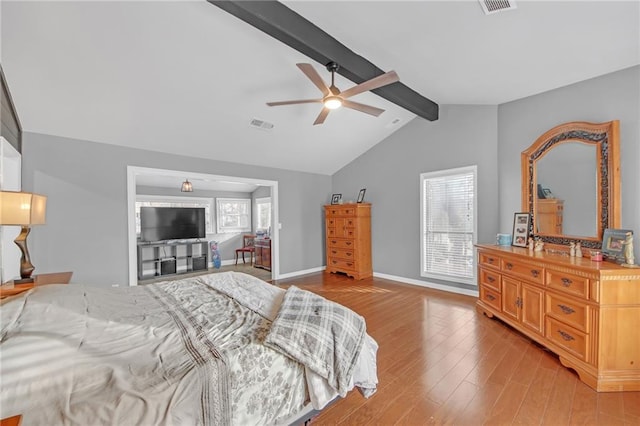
xmin=0 ymin=137 xmax=22 ymax=282
xmin=21 ymin=133 xmax=332 ymax=287
xmin=498 ymin=65 xmax=640 ymax=260
xmin=331 ymin=104 xmax=500 ymax=292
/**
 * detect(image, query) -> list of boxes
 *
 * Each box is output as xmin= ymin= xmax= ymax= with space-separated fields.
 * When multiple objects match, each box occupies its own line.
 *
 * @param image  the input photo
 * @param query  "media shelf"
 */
xmin=137 ymin=241 xmax=208 ymax=281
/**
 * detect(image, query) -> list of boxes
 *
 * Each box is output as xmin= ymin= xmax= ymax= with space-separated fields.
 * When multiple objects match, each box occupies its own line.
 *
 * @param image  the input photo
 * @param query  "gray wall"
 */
xmin=19 ymin=66 xmax=639 ymax=288
xmin=332 ymin=66 xmax=639 ymax=288
xmin=22 ymin=132 xmax=331 ymax=286
xmin=332 ymin=105 xmax=500 ymax=291
xmin=499 ymin=66 xmax=640 ymax=260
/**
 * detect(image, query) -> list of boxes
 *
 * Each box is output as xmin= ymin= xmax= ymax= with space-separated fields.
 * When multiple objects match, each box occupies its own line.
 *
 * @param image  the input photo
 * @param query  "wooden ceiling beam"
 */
xmin=208 ymin=0 xmax=438 ymax=121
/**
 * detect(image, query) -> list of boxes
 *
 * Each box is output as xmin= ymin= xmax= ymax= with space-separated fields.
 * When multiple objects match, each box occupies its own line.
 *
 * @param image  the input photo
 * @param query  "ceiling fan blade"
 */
xmin=313 ymin=107 xmax=330 ymax=125
xmin=342 ymin=100 xmax=385 ymax=117
xmin=266 ymin=99 xmax=322 ymax=106
xmin=340 ymin=70 xmax=399 ymax=99
xmin=297 ymin=63 xmax=331 ymax=96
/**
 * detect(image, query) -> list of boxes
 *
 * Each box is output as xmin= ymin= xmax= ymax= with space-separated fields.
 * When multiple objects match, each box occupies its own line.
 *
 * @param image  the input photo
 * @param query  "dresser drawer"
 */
xmin=547 ymin=270 xmax=589 ymax=299
xmin=327 ymin=247 xmax=355 ymax=261
xmin=327 ymin=238 xmax=356 ymax=249
xmin=480 ymin=287 xmax=501 ymax=311
xmin=479 ymin=268 xmax=501 ymax=292
xmin=546 ymin=292 xmax=589 ymax=332
xmin=546 ymin=317 xmax=589 ymax=361
xmin=501 ymin=259 xmax=544 ymax=285
xmin=327 ymin=228 xmax=356 ymax=238
xmin=325 ymin=206 xmax=356 ymax=217
xmin=327 ymin=257 xmax=357 ymax=272
xmin=478 ymin=252 xmax=501 ymax=270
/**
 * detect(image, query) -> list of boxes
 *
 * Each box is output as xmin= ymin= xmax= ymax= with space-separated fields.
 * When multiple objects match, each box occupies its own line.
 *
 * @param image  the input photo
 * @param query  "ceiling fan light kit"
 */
xmin=267 ymin=61 xmax=399 ymax=125
xmin=324 ymin=96 xmax=342 ymax=110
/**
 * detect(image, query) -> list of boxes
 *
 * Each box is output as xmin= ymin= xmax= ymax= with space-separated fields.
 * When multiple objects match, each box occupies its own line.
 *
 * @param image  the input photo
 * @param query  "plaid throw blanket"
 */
xmin=264 ymin=286 xmax=366 ymax=396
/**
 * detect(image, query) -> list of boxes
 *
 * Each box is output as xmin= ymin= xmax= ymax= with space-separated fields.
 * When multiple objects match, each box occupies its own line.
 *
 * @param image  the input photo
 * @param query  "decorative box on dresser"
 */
xmin=324 ymin=203 xmax=372 ymax=280
xmin=476 ymin=244 xmax=640 ymax=391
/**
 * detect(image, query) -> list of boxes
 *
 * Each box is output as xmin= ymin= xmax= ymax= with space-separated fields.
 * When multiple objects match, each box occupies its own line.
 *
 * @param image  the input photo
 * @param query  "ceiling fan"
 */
xmin=266 ymin=62 xmax=399 ymax=125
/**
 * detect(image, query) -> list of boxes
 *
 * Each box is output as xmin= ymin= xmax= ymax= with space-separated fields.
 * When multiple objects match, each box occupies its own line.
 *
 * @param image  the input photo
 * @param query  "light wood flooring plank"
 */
xmin=270 ymin=272 xmax=640 ymax=425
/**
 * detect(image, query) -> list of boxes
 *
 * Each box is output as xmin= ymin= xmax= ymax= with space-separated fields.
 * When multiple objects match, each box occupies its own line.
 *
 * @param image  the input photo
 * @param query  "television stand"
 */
xmin=137 ymin=241 xmax=208 ymax=281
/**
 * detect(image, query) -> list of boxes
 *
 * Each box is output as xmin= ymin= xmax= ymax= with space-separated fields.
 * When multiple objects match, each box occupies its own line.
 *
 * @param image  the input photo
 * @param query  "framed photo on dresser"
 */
xmin=512 ymin=212 xmax=531 ymax=247
xmin=601 ymin=228 xmax=632 ymax=262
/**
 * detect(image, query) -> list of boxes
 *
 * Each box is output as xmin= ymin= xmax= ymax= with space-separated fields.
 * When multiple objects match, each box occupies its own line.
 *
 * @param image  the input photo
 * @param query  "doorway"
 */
xmin=126 ymin=166 xmax=279 ymax=286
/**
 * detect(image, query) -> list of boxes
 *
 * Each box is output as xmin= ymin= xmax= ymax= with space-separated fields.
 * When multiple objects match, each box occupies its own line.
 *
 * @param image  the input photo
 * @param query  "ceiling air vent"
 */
xmin=479 ymin=0 xmax=517 ymax=15
xmin=249 ymin=118 xmax=274 ymax=131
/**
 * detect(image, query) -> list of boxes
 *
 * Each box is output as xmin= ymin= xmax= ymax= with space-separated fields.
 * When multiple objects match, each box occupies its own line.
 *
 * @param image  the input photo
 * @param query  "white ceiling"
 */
xmin=136 ymin=173 xmax=259 ymax=193
xmin=2 ymin=0 xmax=639 ymax=177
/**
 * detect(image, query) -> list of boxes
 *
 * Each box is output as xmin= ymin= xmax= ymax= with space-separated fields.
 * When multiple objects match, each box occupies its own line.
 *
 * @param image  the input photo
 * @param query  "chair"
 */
xmin=235 ymin=235 xmax=256 ymax=266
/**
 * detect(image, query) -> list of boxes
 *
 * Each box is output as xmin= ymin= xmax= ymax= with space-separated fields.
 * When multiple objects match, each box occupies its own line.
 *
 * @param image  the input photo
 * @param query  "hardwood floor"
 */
xmin=272 ymin=272 xmax=640 ymax=425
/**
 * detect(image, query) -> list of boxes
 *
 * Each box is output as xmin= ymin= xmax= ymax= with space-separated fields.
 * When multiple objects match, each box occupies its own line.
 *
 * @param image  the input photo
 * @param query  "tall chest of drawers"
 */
xmin=324 ymin=203 xmax=372 ymax=280
xmin=476 ymin=244 xmax=640 ymax=391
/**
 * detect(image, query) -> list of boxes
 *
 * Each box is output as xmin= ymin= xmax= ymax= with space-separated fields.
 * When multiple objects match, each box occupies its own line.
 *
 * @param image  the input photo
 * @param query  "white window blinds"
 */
xmin=216 ymin=198 xmax=251 ymax=233
xmin=420 ymin=166 xmax=477 ymax=285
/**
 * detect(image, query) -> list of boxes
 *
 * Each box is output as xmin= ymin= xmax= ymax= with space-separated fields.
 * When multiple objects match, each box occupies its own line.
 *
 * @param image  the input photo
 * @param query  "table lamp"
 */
xmin=0 ymin=191 xmax=47 ymax=283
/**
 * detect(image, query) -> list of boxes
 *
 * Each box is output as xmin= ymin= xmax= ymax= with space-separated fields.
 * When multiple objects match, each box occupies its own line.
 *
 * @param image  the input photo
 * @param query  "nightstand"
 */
xmin=0 ymin=271 xmax=72 ymax=298
xmin=0 ymin=415 xmax=22 ymax=426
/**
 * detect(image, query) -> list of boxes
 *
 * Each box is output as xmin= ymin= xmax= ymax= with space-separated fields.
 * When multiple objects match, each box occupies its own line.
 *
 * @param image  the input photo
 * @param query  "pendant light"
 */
xmin=181 ymin=179 xmax=193 ymax=192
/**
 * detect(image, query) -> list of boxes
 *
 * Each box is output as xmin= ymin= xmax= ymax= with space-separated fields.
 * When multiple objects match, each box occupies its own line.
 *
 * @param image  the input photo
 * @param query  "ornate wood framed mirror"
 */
xmin=521 ymin=120 xmax=620 ymax=250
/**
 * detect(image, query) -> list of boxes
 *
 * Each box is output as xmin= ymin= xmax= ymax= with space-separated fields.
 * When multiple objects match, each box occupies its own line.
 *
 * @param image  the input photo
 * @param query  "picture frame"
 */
xmin=356 ymin=188 xmax=366 ymax=203
xmin=511 ymin=212 xmax=531 ymax=247
xmin=601 ymin=228 xmax=632 ymax=261
xmin=330 ymin=193 xmax=342 ymax=205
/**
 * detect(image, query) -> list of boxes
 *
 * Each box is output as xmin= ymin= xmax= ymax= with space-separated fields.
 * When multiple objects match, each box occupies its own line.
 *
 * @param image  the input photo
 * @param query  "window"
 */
xmin=216 ymin=198 xmax=251 ymax=233
xmin=420 ymin=165 xmax=477 ymax=285
xmin=135 ymin=195 xmax=213 ymax=235
xmin=255 ymin=197 xmax=272 ymax=230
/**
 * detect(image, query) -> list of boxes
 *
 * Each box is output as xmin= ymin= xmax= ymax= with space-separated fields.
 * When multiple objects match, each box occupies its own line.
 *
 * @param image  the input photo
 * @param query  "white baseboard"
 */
xmin=276 ymin=266 xmax=326 ymax=280
xmin=373 ymin=272 xmax=479 ymax=297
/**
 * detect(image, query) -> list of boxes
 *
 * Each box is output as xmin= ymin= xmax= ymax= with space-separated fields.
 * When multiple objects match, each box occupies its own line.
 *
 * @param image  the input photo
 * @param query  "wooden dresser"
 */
xmin=324 ymin=203 xmax=372 ymax=280
xmin=254 ymin=238 xmax=271 ymax=271
xmin=476 ymin=244 xmax=639 ymax=391
xmin=536 ymin=199 xmax=563 ymax=234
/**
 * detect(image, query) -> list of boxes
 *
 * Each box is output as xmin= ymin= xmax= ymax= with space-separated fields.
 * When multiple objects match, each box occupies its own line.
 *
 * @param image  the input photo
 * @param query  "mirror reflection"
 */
xmin=536 ymin=142 xmax=597 ymax=237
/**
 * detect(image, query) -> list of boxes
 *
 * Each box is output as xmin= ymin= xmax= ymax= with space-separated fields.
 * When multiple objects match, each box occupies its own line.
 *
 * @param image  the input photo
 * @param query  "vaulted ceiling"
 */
xmin=2 ymin=1 xmax=638 ymax=175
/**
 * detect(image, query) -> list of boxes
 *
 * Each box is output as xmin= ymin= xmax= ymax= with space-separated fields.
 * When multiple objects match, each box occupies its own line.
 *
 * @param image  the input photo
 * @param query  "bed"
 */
xmin=0 ymin=271 xmax=378 ymax=425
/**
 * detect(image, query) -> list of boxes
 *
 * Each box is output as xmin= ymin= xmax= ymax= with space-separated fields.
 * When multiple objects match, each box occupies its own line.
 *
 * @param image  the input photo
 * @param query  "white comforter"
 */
xmin=0 ymin=272 xmax=378 ymax=425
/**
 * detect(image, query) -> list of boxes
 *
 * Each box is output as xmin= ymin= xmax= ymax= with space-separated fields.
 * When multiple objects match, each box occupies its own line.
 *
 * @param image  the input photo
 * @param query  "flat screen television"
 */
xmin=140 ymin=207 xmax=206 ymax=242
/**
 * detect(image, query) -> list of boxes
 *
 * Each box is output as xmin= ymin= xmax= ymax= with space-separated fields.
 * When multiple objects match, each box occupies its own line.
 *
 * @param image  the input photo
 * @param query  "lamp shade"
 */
xmin=0 ymin=191 xmax=47 ymax=225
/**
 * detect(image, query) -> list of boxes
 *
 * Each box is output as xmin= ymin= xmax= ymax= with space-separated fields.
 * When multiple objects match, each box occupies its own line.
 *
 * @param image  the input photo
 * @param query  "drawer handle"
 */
xmin=558 ymin=330 xmax=575 ymax=342
xmin=487 ymin=257 xmax=495 ymax=264
xmin=486 ymin=294 xmax=496 ymax=301
xmin=331 ymin=250 xmax=337 ymax=254
xmin=505 ymin=263 xmax=513 ymax=270
xmin=530 ymin=270 xmax=540 ymax=278
xmin=332 ymin=260 xmax=338 ymax=265
xmin=561 ymin=278 xmax=573 ymax=287
xmin=346 ymin=252 xmax=352 ymax=257
xmin=346 ymin=242 xmax=352 ymax=246
xmin=346 ymin=263 xmax=353 ymax=267
xmin=487 ymin=276 xmax=495 ymax=283
xmin=331 ymin=240 xmax=337 ymax=244
xmin=558 ymin=304 xmax=575 ymax=315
